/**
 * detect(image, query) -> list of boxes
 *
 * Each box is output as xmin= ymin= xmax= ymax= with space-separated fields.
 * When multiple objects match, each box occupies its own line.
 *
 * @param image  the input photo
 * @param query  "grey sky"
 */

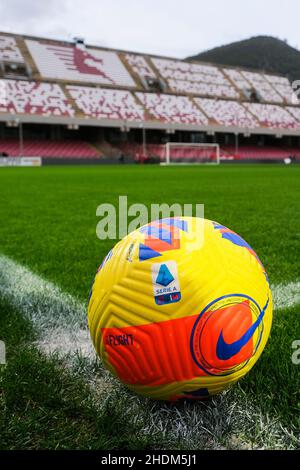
xmin=1 ymin=0 xmax=300 ymax=58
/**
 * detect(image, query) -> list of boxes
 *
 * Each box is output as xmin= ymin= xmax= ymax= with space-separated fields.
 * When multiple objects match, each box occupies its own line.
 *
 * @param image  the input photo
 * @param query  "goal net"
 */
xmin=162 ymin=143 xmax=220 ymax=165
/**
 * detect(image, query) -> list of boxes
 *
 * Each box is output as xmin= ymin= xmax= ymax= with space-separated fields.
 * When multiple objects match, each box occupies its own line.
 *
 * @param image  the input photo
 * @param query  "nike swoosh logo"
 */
xmin=216 ymin=298 xmax=269 ymax=360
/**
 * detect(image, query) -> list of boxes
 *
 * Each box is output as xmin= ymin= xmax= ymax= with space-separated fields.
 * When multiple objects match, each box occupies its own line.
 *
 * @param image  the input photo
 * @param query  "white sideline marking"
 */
xmin=0 ymin=254 xmax=299 ymax=358
xmin=0 ymin=253 xmax=298 ymax=449
xmin=0 ymin=254 xmax=94 ymax=359
xmin=272 ymin=282 xmax=300 ymax=310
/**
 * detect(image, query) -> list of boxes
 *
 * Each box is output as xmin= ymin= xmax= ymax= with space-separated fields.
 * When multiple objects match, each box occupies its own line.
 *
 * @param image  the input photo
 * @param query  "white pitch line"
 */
xmin=0 ymin=253 xmax=299 ymax=358
xmin=272 ymin=281 xmax=300 ymax=310
xmin=0 ymin=253 xmax=298 ymax=450
xmin=0 ymin=254 xmax=94 ymax=359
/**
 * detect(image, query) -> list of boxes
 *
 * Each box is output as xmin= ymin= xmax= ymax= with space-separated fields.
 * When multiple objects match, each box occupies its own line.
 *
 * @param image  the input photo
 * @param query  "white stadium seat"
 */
xmin=0 ymin=35 xmax=24 ymax=63
xmin=241 ymin=71 xmax=283 ymax=103
xmin=195 ymin=98 xmax=259 ymax=128
xmin=136 ymin=92 xmax=208 ymax=124
xmin=67 ymin=85 xmax=145 ymax=120
xmin=25 ymin=40 xmax=136 ymax=87
xmin=244 ymin=102 xmax=299 ymax=128
xmin=264 ymin=74 xmax=297 ymax=104
xmin=0 ymin=79 xmax=74 ymax=116
xmin=286 ymin=106 xmax=300 ymax=122
xmin=151 ymin=57 xmax=238 ymax=99
xmin=224 ymin=68 xmax=287 ymax=104
xmin=223 ymin=68 xmax=251 ymax=94
xmin=125 ymin=54 xmax=157 ymax=80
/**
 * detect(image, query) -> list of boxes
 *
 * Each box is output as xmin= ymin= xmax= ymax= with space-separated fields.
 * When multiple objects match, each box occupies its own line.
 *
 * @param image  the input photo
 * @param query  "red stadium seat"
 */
xmin=0 ymin=139 xmax=100 ymax=158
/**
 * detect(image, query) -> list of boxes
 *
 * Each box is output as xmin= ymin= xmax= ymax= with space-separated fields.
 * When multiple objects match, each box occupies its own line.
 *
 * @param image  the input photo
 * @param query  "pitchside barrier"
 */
xmin=0 ymin=156 xmax=42 ymax=167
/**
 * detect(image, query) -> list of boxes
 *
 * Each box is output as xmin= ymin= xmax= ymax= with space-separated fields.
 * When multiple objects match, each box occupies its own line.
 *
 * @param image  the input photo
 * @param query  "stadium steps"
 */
xmin=191 ymin=96 xmax=216 ymax=125
xmin=147 ymin=57 xmax=172 ymax=93
xmin=133 ymin=92 xmax=156 ymax=122
xmin=220 ymin=72 xmax=243 ymax=101
xmin=119 ymin=52 xmax=144 ymax=90
xmin=63 ymin=84 xmax=86 ymax=118
xmin=266 ymin=78 xmax=287 ymax=105
xmin=16 ymin=36 xmax=39 ymax=79
xmin=117 ymin=54 xmax=155 ymax=121
xmin=93 ymin=140 xmax=122 ymax=159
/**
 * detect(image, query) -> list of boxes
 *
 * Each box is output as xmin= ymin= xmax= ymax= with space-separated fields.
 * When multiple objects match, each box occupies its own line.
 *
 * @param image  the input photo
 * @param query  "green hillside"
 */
xmin=188 ymin=36 xmax=300 ymax=81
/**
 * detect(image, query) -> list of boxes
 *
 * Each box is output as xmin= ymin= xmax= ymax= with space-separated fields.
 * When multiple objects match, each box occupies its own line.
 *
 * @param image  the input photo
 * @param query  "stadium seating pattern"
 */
xmin=0 ymin=79 xmax=74 ymax=116
xmin=244 ymin=102 xmax=299 ymax=128
xmin=195 ymin=98 xmax=259 ymax=128
xmin=125 ymin=54 xmax=157 ymax=80
xmin=0 ymin=33 xmax=300 ymax=136
xmin=222 ymin=145 xmax=300 ymax=161
xmin=120 ymin=142 xmax=216 ymax=162
xmin=0 ymin=35 xmax=24 ymax=63
xmin=223 ymin=68 xmax=251 ymax=96
xmin=241 ymin=71 xmax=283 ymax=103
xmin=136 ymin=92 xmax=208 ymax=124
xmin=25 ymin=40 xmax=136 ymax=87
xmin=151 ymin=57 xmax=238 ymax=99
xmin=121 ymin=143 xmax=300 ymax=162
xmin=168 ymin=79 xmax=238 ymax=99
xmin=67 ymin=85 xmax=145 ymax=120
xmin=0 ymin=139 xmax=100 ymax=158
xmin=264 ymin=74 xmax=297 ymax=104
xmin=286 ymin=106 xmax=300 ymax=122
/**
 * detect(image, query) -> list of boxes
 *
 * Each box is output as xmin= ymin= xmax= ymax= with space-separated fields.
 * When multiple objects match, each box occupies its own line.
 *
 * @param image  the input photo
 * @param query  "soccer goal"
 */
xmin=161 ymin=143 xmax=220 ymax=165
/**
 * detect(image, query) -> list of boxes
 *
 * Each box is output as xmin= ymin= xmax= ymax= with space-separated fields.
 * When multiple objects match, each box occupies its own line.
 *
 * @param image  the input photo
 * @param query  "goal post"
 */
xmin=162 ymin=142 xmax=220 ymax=165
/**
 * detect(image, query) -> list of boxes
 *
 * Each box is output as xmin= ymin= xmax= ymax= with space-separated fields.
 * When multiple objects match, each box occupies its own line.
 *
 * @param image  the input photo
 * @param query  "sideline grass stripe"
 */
xmin=0 ymin=253 xmax=299 ymax=449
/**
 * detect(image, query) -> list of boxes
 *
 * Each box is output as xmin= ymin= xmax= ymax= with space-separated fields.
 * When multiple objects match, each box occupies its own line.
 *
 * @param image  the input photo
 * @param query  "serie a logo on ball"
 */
xmin=88 ymin=217 xmax=272 ymax=401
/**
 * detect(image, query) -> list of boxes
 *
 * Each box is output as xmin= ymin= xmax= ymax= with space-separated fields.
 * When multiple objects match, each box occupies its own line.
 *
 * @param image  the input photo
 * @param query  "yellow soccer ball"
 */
xmin=88 ymin=217 xmax=272 ymax=401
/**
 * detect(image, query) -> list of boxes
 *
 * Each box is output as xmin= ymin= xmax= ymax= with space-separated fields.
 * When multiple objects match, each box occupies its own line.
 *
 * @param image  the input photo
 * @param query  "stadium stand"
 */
xmin=0 ymin=79 xmax=74 ymax=117
xmin=121 ymin=143 xmax=300 ymax=162
xmin=120 ymin=142 xmax=165 ymax=160
xmin=151 ymin=57 xmax=238 ymax=99
xmin=221 ymin=145 xmax=300 ymax=161
xmin=125 ymin=54 xmax=157 ymax=80
xmin=25 ymin=39 xmax=136 ymax=87
xmin=223 ymin=68 xmax=251 ymax=98
xmin=119 ymin=142 xmax=216 ymax=163
xmin=67 ymin=86 xmax=145 ymax=120
xmin=241 ymin=71 xmax=283 ymax=103
xmin=223 ymin=68 xmax=295 ymax=105
xmin=244 ymin=102 xmax=299 ymax=128
xmin=136 ymin=92 xmax=209 ymax=124
xmin=0 ymin=32 xmax=300 ymax=164
xmin=286 ymin=106 xmax=300 ymax=122
xmin=194 ymin=98 xmax=259 ymax=128
xmin=0 ymin=139 xmax=100 ymax=158
xmin=264 ymin=74 xmax=298 ymax=104
xmin=0 ymin=35 xmax=24 ymax=63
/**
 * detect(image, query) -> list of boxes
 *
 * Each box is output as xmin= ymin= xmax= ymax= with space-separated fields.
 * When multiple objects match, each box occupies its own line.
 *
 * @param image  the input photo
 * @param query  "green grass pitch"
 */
xmin=0 ymin=164 xmax=299 ymax=449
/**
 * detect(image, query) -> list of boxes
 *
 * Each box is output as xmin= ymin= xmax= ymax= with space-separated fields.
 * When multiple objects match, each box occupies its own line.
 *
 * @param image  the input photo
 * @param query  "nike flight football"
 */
xmin=88 ymin=217 xmax=272 ymax=401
